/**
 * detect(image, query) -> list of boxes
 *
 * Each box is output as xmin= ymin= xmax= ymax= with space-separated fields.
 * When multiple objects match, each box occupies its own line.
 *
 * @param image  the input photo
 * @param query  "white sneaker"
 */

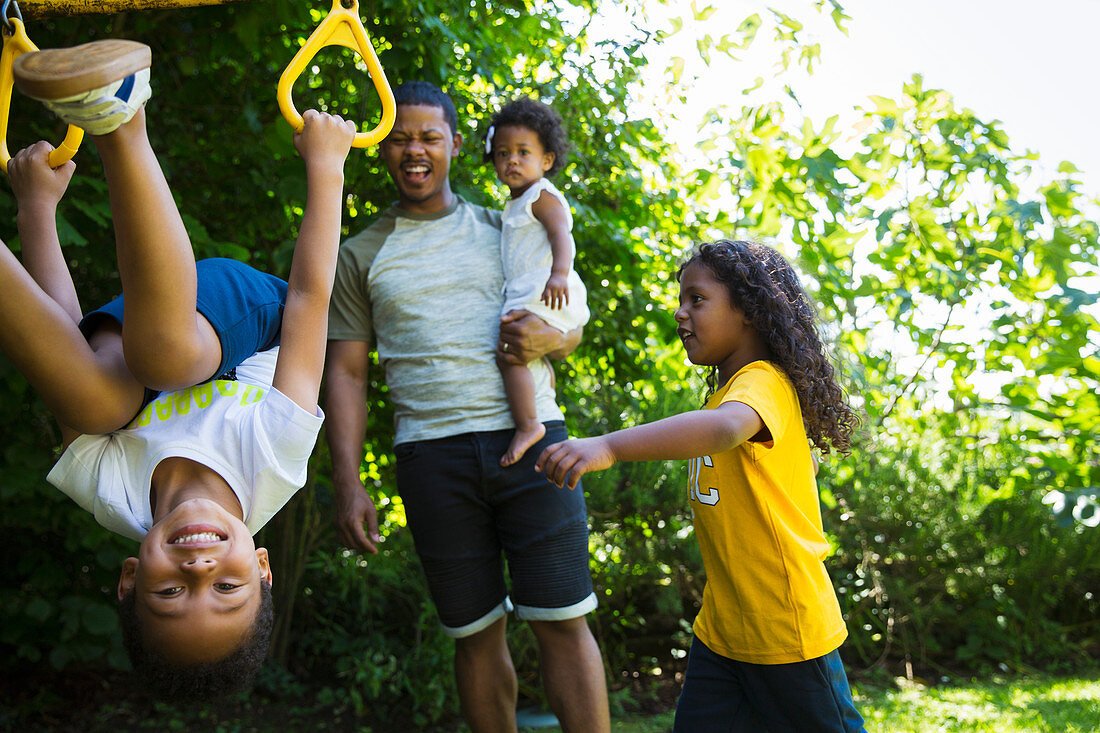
xmin=13 ymin=40 xmax=152 ymax=135
xmin=38 ymin=69 xmax=152 ymax=135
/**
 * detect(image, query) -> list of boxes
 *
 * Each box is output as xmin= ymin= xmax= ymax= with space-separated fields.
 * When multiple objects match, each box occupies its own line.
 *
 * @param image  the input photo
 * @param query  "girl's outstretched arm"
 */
xmin=272 ymin=110 xmax=356 ymax=411
xmin=535 ymin=400 xmax=764 ymax=490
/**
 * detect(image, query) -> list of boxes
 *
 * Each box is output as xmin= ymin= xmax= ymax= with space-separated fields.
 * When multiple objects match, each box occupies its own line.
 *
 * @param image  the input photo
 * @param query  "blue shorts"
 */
xmin=395 ymin=422 xmax=597 ymax=638
xmin=673 ymin=637 xmax=865 ymax=732
xmin=79 ymin=257 xmax=287 ymax=379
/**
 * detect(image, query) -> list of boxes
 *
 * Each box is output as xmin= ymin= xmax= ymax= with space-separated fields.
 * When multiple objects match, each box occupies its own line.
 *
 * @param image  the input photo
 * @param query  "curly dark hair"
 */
xmin=118 ymin=579 xmax=274 ymax=700
xmin=392 ymin=80 xmax=458 ymax=136
xmin=482 ymin=97 xmax=570 ymax=176
xmin=679 ymin=240 xmax=860 ymax=455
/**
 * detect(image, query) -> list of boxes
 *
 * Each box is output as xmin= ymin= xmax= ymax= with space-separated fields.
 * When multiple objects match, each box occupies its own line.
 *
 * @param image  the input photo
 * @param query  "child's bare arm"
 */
xmin=11 ymin=144 xmax=83 ymax=446
xmin=7 ymin=143 xmax=138 ymax=447
xmin=9 ymin=142 xmax=82 ymax=324
xmin=272 ymin=111 xmax=356 ymax=411
xmin=535 ymin=401 xmax=764 ymax=490
xmin=530 ymin=190 xmax=573 ymax=310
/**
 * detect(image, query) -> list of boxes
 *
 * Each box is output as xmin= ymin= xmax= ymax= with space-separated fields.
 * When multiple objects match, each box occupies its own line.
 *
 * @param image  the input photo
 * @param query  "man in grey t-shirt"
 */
xmin=324 ymin=82 xmax=610 ymax=732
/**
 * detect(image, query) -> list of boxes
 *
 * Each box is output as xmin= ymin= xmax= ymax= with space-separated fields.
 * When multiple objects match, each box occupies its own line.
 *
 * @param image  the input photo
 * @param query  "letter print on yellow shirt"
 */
xmin=688 ymin=454 xmax=719 ymax=512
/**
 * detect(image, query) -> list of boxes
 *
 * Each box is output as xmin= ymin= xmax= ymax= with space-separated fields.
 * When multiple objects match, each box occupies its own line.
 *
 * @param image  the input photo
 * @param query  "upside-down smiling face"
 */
xmin=379 ymin=103 xmax=463 ymax=214
xmin=118 ymin=498 xmax=271 ymax=663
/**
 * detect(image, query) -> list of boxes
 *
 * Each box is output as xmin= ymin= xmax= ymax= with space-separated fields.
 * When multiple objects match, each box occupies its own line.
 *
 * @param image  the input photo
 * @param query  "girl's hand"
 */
xmin=293 ymin=109 xmax=357 ymax=167
xmin=540 ymin=271 xmax=570 ymax=310
xmin=535 ymin=436 xmax=615 ymax=490
xmin=8 ymin=141 xmax=75 ymax=211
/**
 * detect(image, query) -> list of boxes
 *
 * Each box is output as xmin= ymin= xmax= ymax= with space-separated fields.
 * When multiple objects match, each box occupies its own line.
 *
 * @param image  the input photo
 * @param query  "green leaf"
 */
xmin=24 ymin=597 xmax=52 ymax=623
xmin=82 ymin=604 xmax=117 ymax=636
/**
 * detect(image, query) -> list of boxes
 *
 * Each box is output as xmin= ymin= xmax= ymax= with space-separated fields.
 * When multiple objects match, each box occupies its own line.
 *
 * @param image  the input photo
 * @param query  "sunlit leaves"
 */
xmin=0 ymin=0 xmax=1095 ymax=701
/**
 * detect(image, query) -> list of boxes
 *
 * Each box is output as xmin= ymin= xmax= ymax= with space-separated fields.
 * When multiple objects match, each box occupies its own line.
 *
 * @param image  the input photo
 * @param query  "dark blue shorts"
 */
xmin=79 ymin=257 xmax=287 ymax=379
xmin=395 ymin=421 xmax=597 ymax=638
xmin=673 ymin=637 xmax=865 ymax=732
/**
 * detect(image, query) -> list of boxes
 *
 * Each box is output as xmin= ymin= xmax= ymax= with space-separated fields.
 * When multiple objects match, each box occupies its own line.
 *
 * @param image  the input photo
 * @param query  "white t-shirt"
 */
xmin=46 ymin=348 xmax=324 ymax=542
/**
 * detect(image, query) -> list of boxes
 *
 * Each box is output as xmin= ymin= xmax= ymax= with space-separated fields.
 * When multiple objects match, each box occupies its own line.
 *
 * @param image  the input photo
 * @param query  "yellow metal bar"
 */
xmin=0 ymin=18 xmax=82 ymax=172
xmin=277 ymin=0 xmax=394 ymax=148
xmin=18 ymin=0 xmax=261 ymax=20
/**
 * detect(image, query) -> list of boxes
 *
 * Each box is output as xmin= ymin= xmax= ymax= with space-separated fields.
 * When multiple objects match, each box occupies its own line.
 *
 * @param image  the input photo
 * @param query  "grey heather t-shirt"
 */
xmin=328 ymin=197 xmax=561 ymax=445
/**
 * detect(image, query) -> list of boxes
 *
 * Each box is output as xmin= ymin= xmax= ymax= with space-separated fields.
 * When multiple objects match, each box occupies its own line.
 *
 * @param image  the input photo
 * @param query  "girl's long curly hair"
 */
xmin=680 ymin=240 xmax=860 ymax=455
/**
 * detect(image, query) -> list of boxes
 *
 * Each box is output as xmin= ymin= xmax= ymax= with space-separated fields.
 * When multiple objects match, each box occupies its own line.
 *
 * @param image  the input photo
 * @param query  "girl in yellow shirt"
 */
xmin=537 ymin=240 xmax=864 ymax=731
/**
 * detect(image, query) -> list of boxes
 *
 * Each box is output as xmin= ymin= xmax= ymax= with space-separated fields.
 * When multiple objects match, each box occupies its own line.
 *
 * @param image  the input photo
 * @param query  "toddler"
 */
xmin=483 ymin=97 xmax=589 ymax=465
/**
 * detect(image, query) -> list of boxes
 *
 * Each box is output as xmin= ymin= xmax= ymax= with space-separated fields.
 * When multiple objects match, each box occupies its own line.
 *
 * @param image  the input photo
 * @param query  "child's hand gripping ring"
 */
xmin=277 ymin=0 xmax=396 ymax=148
xmin=0 ymin=12 xmax=83 ymax=172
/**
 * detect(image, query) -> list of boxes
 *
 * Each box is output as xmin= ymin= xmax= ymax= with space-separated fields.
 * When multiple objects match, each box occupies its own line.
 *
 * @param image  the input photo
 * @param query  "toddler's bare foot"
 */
xmin=501 ymin=421 xmax=546 ymax=467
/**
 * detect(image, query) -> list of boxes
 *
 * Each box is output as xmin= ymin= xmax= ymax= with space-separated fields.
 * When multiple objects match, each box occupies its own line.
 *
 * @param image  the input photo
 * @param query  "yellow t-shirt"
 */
xmin=688 ymin=361 xmax=847 ymax=664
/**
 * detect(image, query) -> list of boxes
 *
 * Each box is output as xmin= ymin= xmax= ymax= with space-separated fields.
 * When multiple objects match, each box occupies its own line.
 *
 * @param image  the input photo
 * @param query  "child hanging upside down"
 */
xmin=2 ymin=39 xmax=355 ymax=697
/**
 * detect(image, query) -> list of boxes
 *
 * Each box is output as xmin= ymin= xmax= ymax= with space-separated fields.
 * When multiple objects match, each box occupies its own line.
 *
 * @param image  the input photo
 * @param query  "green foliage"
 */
xmin=1 ymin=0 xmax=1097 ymax=723
xmin=825 ymin=422 xmax=1099 ymax=673
xmin=278 ymin=525 xmax=455 ymax=725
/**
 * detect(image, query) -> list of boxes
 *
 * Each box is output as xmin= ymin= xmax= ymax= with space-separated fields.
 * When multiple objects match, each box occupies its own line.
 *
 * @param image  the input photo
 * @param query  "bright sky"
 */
xmin=610 ymin=0 xmax=1100 ymax=196
xmin=589 ymin=0 xmax=1099 ymax=398
xmin=800 ymin=0 xmax=1100 ymax=192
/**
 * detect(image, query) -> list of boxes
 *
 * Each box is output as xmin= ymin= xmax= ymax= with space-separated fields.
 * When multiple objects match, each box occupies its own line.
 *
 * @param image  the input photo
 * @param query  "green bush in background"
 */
xmin=1 ymin=0 xmax=1096 ymax=725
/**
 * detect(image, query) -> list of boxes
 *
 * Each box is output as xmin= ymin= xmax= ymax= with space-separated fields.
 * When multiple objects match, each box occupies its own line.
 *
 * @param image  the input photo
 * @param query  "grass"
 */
xmin=520 ymin=673 xmax=1100 ymax=733
xmin=855 ymin=674 xmax=1100 ymax=732
xmin=14 ymin=669 xmax=1099 ymax=731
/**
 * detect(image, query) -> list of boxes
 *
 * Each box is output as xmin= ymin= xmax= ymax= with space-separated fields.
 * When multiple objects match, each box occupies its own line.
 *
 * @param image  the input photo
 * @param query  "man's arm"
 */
xmin=272 ymin=111 xmax=355 ymax=411
xmin=497 ymin=310 xmax=582 ymax=366
xmin=324 ymin=339 xmax=381 ymax=553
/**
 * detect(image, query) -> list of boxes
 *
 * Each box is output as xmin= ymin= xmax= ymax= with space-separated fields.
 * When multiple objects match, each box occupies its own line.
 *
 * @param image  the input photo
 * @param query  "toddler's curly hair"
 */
xmin=483 ymin=97 xmax=570 ymax=176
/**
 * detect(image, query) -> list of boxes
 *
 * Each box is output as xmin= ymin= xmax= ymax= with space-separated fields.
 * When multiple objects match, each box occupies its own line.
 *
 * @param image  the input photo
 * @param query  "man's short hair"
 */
xmin=393 ymin=81 xmax=458 ymax=136
xmin=117 ymin=579 xmax=274 ymax=700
